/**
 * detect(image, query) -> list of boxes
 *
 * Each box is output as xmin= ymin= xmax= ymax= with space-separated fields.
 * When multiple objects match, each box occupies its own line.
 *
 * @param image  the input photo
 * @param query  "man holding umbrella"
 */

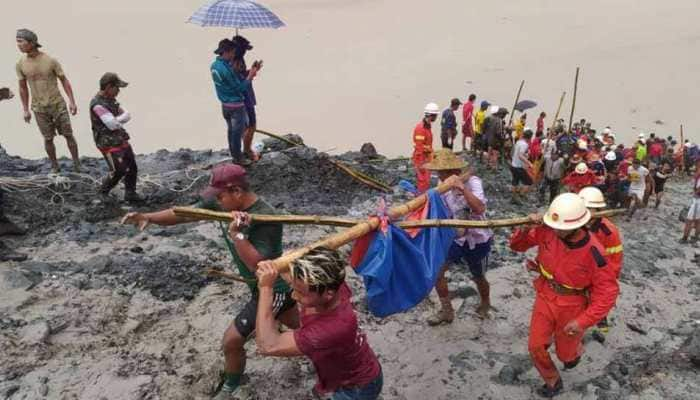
xmin=211 ymin=39 xmax=261 ymax=165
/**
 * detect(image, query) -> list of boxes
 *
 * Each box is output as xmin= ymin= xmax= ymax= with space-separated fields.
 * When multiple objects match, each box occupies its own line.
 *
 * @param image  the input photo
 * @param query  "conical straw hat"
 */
xmin=424 ymin=149 xmax=468 ymax=171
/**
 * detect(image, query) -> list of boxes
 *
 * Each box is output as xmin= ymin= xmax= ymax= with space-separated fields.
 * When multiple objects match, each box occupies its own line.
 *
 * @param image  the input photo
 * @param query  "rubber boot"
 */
xmin=124 ymin=190 xmax=143 ymax=204
xmin=427 ymin=297 xmax=455 ymax=326
xmin=536 ymin=378 xmax=563 ymax=398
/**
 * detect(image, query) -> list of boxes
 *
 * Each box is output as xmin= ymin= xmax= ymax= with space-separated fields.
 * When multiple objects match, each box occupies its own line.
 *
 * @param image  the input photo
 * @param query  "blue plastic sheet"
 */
xmin=354 ymin=190 xmax=456 ymax=317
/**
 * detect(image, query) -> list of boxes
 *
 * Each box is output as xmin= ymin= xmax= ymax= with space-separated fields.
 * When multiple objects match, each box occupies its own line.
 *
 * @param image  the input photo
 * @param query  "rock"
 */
xmin=680 ymin=328 xmax=700 ymax=368
xmin=20 ymin=319 xmax=50 ymax=344
xmin=38 ymin=382 xmax=48 ymax=396
xmin=512 ymin=287 xmax=523 ymax=299
xmin=626 ymin=322 xmax=647 ymax=335
xmin=360 ymin=143 xmax=379 ymax=158
xmin=453 ymin=283 xmax=478 ymax=299
xmin=497 ymin=365 xmax=518 ymax=384
xmin=129 ymin=246 xmax=144 ymax=254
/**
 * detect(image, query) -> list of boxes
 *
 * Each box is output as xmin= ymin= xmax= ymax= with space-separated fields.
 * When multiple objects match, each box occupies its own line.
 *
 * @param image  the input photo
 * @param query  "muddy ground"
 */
xmin=0 ymin=139 xmax=699 ymax=400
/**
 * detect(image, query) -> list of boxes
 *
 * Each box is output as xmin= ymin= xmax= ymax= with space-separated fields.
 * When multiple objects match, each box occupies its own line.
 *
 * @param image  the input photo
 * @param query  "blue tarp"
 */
xmin=354 ymin=190 xmax=457 ymax=317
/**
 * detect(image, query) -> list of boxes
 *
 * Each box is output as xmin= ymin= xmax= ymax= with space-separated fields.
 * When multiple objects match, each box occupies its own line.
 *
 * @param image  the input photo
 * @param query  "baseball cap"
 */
xmin=201 ymin=164 xmax=248 ymax=199
xmin=99 ymin=72 xmax=128 ymax=89
xmin=16 ymin=28 xmax=41 ymax=48
xmin=214 ymin=38 xmax=236 ymax=55
xmin=450 ymin=98 xmax=462 ymax=107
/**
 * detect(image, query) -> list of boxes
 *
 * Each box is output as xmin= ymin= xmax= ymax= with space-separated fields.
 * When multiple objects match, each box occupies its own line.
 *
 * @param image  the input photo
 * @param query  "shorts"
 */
xmin=462 ymin=123 xmax=474 ymax=137
xmin=653 ymin=178 xmax=666 ymax=193
xmin=446 ymin=239 xmax=492 ymax=279
xmin=510 ymin=166 xmax=533 ymax=186
xmin=234 ymin=290 xmax=296 ymax=338
xmin=34 ymin=101 xmax=73 ymax=140
xmin=687 ymin=198 xmax=700 ymax=221
xmin=628 ymin=188 xmax=644 ymax=201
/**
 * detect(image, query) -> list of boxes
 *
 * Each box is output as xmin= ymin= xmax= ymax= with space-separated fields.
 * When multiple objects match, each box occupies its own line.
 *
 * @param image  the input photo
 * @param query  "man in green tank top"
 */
xmin=122 ymin=164 xmax=297 ymax=399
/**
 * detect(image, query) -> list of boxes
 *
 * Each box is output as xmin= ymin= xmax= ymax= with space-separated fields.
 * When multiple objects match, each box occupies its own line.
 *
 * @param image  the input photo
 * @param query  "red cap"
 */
xmin=201 ymin=164 xmax=248 ymax=199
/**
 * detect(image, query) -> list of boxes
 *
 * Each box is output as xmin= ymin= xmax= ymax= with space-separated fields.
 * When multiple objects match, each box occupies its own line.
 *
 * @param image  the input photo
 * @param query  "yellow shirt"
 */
xmin=474 ymin=110 xmax=486 ymax=135
xmin=16 ymin=52 xmax=66 ymax=112
xmin=514 ymin=120 xmax=525 ymax=140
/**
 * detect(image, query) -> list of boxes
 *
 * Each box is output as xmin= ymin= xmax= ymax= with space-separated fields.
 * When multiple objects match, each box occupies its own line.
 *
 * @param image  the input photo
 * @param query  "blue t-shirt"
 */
xmin=441 ymin=109 xmax=457 ymax=131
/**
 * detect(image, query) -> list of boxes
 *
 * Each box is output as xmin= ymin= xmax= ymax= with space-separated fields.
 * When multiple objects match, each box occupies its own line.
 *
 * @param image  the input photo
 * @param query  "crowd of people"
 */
xmin=0 ymin=27 xmax=698 ymax=400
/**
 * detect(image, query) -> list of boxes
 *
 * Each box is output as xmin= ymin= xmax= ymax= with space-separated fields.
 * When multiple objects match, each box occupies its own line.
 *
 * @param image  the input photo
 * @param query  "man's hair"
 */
xmin=540 ymin=112 xmax=546 ymax=117
xmin=523 ymin=130 xmax=533 ymax=139
xmin=468 ymin=94 xmax=476 ymax=101
xmin=290 ymin=247 xmax=346 ymax=293
xmin=225 ymin=181 xmax=250 ymax=193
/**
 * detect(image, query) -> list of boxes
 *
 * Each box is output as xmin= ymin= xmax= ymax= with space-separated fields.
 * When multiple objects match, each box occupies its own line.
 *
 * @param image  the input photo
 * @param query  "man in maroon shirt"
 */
xmin=255 ymin=248 xmax=383 ymax=400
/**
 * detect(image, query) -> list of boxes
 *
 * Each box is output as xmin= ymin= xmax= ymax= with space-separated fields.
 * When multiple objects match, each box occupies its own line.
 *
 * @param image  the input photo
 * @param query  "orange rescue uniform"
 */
xmin=412 ymin=122 xmax=434 ymax=193
xmin=588 ymin=217 xmax=623 ymax=278
xmin=510 ymin=226 xmax=619 ymax=388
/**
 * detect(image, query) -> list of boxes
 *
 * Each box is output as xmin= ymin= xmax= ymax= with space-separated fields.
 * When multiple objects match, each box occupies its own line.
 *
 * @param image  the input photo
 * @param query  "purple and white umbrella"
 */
xmin=188 ymin=0 xmax=285 ymax=30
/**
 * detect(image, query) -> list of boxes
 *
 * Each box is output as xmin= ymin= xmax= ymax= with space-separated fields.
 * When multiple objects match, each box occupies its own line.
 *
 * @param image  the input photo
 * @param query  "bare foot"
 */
xmin=475 ymin=304 xmax=491 ymax=319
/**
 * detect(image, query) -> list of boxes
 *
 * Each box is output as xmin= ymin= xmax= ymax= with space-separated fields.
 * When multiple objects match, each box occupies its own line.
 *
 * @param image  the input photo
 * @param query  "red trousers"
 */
xmin=412 ymin=155 xmax=431 ymax=193
xmin=528 ymin=285 xmax=586 ymax=387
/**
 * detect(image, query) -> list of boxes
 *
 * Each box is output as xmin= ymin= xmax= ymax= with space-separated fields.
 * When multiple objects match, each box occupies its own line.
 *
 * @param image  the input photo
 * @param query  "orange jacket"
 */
xmin=413 ymin=122 xmax=433 ymax=158
xmin=510 ymin=225 xmax=619 ymax=330
xmin=588 ymin=217 xmax=623 ymax=278
xmin=561 ymin=170 xmax=596 ymax=193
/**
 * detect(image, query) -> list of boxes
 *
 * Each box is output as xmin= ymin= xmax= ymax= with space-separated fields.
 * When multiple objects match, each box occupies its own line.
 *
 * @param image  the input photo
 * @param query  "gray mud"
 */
xmin=0 ymin=141 xmax=699 ymax=400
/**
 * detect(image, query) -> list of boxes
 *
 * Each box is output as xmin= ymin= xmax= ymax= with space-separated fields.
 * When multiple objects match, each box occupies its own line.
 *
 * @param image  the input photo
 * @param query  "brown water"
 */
xmin=1 ymin=0 xmax=699 ymax=159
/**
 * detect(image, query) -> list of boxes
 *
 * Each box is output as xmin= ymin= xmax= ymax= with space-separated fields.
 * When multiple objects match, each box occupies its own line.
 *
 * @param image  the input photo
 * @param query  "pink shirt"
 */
xmin=441 ymin=176 xmax=493 ymax=249
xmin=462 ymin=101 xmax=474 ymax=127
xmin=294 ymin=284 xmax=381 ymax=394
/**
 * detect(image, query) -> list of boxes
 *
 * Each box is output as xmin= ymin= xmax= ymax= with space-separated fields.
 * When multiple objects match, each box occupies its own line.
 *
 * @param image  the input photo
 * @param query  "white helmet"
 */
xmin=489 ymin=105 xmax=500 ymax=114
xmin=543 ymin=193 xmax=591 ymax=230
xmin=605 ymin=151 xmax=617 ymax=161
xmin=577 ymin=139 xmax=587 ymax=150
xmin=603 ymin=127 xmax=612 ymax=135
xmin=575 ymin=162 xmax=588 ymax=174
xmin=424 ymin=102 xmax=440 ymax=115
xmin=638 ymin=132 xmax=645 ymax=139
xmin=579 ymin=186 xmax=606 ymax=209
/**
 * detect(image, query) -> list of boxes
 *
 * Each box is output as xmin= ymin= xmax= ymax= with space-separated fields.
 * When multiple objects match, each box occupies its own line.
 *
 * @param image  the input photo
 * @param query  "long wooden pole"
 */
xmin=174 ymin=207 xmax=626 ymax=230
xmin=568 ymin=67 xmax=580 ymax=133
xmin=255 ymin=129 xmax=302 ymax=147
xmin=508 ymin=80 xmax=525 ymax=126
xmin=679 ymin=124 xmax=685 ymax=172
xmin=550 ymin=91 xmax=566 ymax=131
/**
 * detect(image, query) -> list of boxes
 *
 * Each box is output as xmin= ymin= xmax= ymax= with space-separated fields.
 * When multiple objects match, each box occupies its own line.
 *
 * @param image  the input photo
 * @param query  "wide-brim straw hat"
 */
xmin=424 ymin=149 xmax=468 ymax=171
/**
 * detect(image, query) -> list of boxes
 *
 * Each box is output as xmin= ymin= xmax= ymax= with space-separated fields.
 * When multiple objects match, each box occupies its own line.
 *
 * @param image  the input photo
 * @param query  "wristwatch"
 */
xmin=232 ymin=232 xmax=246 ymax=241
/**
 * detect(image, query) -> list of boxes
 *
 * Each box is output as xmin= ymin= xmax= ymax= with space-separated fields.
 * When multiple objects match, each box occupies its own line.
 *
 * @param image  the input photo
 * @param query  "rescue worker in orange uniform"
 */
xmin=579 ymin=186 xmax=623 ymax=343
xmin=412 ymin=103 xmax=439 ymax=193
xmin=510 ymin=193 xmax=619 ymax=397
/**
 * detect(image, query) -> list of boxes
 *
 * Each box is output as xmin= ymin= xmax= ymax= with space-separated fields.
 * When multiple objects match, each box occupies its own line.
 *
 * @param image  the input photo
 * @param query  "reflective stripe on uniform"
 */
xmin=414 ymin=135 xmax=425 ymax=141
xmin=606 ymin=244 xmax=623 ymax=254
xmin=538 ymin=263 xmax=585 ymax=291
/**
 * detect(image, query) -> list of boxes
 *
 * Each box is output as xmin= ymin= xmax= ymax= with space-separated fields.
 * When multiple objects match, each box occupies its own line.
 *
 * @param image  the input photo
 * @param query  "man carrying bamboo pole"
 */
xmin=510 ymin=193 xmax=619 ymax=397
xmin=121 ymin=164 xmax=298 ymax=400
xmin=255 ymin=248 xmax=383 ymax=400
xmin=423 ymin=150 xmax=494 ymax=323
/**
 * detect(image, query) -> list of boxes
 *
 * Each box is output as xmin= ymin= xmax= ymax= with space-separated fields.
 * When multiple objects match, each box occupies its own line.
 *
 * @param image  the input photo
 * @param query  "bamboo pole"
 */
xmin=508 ymin=80 xmax=526 ymax=128
xmin=174 ymin=207 xmax=626 ymax=230
xmin=680 ymin=124 xmax=685 ymax=173
xmin=568 ymin=67 xmax=580 ymax=133
xmin=255 ymin=129 xmax=303 ymax=147
xmin=550 ymin=91 xmax=566 ymax=131
xmin=174 ymin=207 xmax=359 ymax=227
xmin=329 ymin=160 xmax=393 ymax=192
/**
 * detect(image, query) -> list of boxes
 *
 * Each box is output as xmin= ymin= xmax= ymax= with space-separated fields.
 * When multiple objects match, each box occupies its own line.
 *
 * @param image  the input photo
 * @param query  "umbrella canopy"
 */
xmin=188 ymin=0 xmax=285 ymax=29
xmin=514 ymin=99 xmax=537 ymax=112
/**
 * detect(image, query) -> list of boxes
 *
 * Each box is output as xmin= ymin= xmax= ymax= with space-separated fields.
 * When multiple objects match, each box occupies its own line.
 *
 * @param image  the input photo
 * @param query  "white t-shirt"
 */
xmin=540 ymin=138 xmax=557 ymax=160
xmin=628 ymin=166 xmax=649 ymax=192
xmin=511 ymin=139 xmax=529 ymax=168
